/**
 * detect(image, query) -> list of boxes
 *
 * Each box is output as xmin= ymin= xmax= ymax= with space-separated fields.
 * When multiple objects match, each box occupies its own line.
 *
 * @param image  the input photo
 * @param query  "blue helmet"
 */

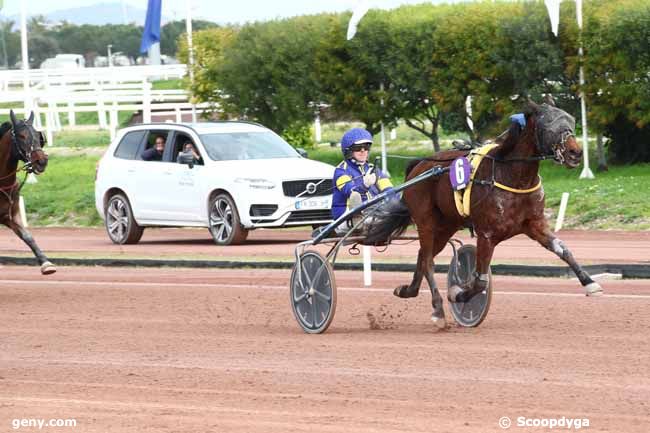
xmin=340 ymin=128 xmax=372 ymax=159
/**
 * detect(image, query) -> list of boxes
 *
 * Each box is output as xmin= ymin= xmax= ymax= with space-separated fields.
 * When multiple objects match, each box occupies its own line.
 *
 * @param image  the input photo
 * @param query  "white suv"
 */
xmin=95 ymin=122 xmax=334 ymax=245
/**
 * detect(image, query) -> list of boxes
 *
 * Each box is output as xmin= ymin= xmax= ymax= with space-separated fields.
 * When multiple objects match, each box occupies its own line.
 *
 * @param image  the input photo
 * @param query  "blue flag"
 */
xmin=140 ymin=0 xmax=162 ymax=53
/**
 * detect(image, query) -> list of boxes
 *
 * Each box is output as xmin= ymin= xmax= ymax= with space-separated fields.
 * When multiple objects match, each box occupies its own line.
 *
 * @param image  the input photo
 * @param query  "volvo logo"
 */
xmin=305 ymin=182 xmax=318 ymax=195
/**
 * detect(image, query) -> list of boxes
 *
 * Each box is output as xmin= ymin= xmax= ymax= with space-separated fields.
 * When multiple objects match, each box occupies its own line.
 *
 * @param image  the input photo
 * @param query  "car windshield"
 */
xmin=200 ymin=131 xmax=300 ymax=161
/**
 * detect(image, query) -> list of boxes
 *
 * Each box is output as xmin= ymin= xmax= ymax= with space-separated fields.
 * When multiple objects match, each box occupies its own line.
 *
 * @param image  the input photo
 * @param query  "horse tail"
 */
xmin=363 ymin=196 xmax=411 ymax=245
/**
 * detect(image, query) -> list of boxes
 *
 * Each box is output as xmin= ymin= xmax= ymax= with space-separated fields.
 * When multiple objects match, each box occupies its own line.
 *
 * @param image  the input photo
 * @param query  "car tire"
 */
xmin=105 ymin=193 xmax=144 ymax=244
xmin=208 ymin=193 xmax=248 ymax=245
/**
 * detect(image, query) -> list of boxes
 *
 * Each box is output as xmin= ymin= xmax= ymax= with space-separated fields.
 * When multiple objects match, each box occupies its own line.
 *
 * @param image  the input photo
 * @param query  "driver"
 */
xmin=331 ymin=128 xmax=393 ymax=232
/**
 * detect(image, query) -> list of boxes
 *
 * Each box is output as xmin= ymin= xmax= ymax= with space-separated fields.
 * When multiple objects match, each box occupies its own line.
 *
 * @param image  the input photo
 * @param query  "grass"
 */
xmin=16 ymin=128 xmax=650 ymax=230
xmin=21 ymin=154 xmax=102 ymax=227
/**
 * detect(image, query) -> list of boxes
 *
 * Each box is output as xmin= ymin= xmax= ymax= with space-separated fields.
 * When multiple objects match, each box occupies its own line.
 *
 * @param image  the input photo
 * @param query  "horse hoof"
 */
xmin=447 ymin=285 xmax=463 ymax=303
xmin=585 ymin=282 xmax=603 ymax=297
xmin=431 ymin=314 xmax=446 ymax=329
xmin=40 ymin=261 xmax=57 ymax=275
xmin=393 ymin=285 xmax=418 ymax=298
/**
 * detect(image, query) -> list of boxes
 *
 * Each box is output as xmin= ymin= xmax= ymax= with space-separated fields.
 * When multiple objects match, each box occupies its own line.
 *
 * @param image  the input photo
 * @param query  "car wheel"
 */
xmin=105 ymin=193 xmax=144 ymax=244
xmin=209 ymin=193 xmax=248 ymax=245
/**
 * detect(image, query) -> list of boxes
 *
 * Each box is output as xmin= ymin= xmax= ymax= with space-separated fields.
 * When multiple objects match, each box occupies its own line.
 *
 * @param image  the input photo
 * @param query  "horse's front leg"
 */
xmin=448 ymin=234 xmax=495 ymax=303
xmin=525 ymin=219 xmax=602 ymax=296
xmin=5 ymin=219 xmax=56 ymax=274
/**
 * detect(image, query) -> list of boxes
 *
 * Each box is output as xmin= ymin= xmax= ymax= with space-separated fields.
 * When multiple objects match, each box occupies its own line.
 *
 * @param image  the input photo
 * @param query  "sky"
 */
xmin=0 ymin=0 xmax=465 ymax=25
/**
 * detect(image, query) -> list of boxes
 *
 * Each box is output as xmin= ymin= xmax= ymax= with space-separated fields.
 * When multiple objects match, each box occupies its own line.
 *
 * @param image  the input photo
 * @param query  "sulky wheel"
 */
xmin=290 ymin=251 xmax=337 ymax=334
xmin=447 ymin=244 xmax=492 ymax=327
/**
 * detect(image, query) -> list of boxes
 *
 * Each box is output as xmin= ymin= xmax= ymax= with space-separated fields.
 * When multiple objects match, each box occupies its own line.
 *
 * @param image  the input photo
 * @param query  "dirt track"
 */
xmin=1 ymin=265 xmax=649 ymax=432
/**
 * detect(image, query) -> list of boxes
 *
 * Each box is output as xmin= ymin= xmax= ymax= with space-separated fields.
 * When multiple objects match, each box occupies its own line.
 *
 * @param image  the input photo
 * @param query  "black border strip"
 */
xmin=1 ymin=256 xmax=648 ymax=279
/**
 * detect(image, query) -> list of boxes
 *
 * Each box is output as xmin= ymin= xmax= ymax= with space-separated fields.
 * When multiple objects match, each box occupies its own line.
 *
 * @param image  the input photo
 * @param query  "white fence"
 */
xmin=0 ymin=64 xmax=213 ymax=144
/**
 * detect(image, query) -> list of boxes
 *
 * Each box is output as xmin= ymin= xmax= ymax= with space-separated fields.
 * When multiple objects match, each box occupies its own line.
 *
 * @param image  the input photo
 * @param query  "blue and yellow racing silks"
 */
xmin=331 ymin=160 xmax=394 ymax=219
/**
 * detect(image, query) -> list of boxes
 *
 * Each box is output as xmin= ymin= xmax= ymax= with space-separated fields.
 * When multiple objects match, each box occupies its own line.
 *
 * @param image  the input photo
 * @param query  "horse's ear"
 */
xmin=524 ymin=97 xmax=541 ymax=116
xmin=27 ymin=111 xmax=35 ymax=124
xmin=542 ymin=94 xmax=556 ymax=107
xmin=9 ymin=109 xmax=17 ymax=125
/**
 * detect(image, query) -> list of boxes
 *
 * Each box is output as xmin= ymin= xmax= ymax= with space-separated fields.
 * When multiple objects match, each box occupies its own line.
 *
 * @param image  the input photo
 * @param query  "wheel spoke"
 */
xmin=107 ymin=205 xmax=120 ymax=220
xmin=293 ymin=291 xmax=308 ymax=303
xmin=215 ymin=225 xmax=225 ymax=241
xmin=310 ymin=292 xmax=318 ymax=327
xmin=313 ymin=289 xmax=331 ymax=302
xmin=300 ymin=261 xmax=314 ymax=289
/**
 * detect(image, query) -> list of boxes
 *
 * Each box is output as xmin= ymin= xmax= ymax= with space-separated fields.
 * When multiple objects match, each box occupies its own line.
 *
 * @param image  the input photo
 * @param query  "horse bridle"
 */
xmin=11 ymin=121 xmax=46 ymax=173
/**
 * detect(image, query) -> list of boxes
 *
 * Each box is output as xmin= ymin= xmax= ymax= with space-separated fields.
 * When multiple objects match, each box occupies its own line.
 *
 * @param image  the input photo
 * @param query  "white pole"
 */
xmin=363 ymin=246 xmax=372 ymax=286
xmin=314 ymin=112 xmax=322 ymax=143
xmin=379 ymin=83 xmax=387 ymax=174
xmin=186 ymin=0 xmax=197 ymax=123
xmin=576 ymin=0 xmax=594 ymax=179
xmin=120 ymin=0 xmax=129 ymax=25
xmin=20 ymin=0 xmax=31 ymax=114
xmin=554 ymin=192 xmax=570 ymax=232
xmin=18 ymin=196 xmax=28 ymax=227
xmin=143 ymin=79 xmax=152 ymax=123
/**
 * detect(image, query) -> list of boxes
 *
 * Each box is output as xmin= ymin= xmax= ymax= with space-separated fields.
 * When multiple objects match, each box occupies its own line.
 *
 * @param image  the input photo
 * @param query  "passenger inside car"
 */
xmin=177 ymin=141 xmax=203 ymax=165
xmin=141 ymin=135 xmax=166 ymax=161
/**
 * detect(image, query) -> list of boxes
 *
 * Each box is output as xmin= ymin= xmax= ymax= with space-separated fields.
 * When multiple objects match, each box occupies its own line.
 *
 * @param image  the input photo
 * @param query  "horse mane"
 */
xmin=0 ymin=121 xmax=12 ymax=140
xmin=494 ymin=120 xmax=523 ymax=158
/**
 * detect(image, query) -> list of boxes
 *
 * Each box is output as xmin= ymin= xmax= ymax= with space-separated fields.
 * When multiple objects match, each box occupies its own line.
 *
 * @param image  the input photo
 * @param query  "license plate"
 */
xmin=295 ymin=197 xmax=331 ymax=210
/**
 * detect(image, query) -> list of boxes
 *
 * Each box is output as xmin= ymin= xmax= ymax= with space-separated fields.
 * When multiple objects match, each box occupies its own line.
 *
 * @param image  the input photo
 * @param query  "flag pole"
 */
xmin=185 ymin=0 xmax=197 ymax=123
xmin=20 ymin=0 xmax=31 ymax=115
xmin=576 ymin=0 xmax=594 ymax=179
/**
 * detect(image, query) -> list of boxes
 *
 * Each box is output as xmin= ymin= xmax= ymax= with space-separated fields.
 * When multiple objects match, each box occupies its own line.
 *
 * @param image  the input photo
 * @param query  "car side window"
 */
xmin=174 ymin=134 xmax=204 ymax=165
xmin=140 ymin=131 xmax=171 ymax=162
xmin=114 ymin=130 xmax=146 ymax=160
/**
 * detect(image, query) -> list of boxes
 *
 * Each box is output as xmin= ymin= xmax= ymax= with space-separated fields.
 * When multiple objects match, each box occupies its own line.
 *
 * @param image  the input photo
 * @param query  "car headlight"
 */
xmin=234 ymin=177 xmax=276 ymax=190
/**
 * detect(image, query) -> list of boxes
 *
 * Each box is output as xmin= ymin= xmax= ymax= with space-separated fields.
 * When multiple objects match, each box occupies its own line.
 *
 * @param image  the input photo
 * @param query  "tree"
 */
xmin=580 ymin=0 xmax=650 ymax=163
xmin=313 ymin=12 xmax=394 ymax=135
xmin=186 ymin=15 xmax=332 ymax=139
xmin=0 ymin=20 xmax=20 ymax=68
xmin=161 ymin=20 xmax=218 ymax=57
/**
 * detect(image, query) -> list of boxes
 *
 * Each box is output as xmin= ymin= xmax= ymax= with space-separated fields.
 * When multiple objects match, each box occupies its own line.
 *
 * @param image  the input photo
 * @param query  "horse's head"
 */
xmin=10 ymin=110 xmax=48 ymax=174
xmin=526 ymin=100 xmax=582 ymax=168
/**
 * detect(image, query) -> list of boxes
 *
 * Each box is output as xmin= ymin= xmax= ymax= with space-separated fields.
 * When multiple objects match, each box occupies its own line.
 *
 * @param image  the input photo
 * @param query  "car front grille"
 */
xmin=284 ymin=209 xmax=332 ymax=223
xmin=282 ymin=179 xmax=332 ymax=197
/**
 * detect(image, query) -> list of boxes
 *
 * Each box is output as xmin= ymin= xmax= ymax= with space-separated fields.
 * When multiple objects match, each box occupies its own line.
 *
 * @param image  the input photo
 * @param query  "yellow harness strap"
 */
xmin=453 ymin=143 xmax=542 ymax=217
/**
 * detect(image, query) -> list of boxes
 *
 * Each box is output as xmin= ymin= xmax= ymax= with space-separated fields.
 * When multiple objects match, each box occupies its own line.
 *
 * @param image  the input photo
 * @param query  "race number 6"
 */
xmin=454 ymin=158 xmax=465 ymax=185
xmin=450 ymin=156 xmax=470 ymax=191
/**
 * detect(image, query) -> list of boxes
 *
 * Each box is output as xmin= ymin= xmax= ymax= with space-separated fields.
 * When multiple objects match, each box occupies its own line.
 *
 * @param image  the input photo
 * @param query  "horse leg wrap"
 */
xmin=550 ymin=238 xmax=594 ymax=286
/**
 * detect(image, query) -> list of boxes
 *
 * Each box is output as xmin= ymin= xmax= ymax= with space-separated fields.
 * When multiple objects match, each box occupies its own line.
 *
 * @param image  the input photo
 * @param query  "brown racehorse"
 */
xmin=367 ymin=100 xmax=602 ymax=328
xmin=0 ymin=110 xmax=55 ymax=274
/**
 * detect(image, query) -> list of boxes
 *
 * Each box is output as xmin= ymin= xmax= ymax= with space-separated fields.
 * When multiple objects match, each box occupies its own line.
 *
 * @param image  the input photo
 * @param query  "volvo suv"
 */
xmin=95 ymin=121 xmax=334 ymax=245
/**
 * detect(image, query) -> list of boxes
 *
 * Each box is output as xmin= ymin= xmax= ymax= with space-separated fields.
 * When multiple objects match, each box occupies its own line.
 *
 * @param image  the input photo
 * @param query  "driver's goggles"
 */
xmin=350 ymin=143 xmax=371 ymax=152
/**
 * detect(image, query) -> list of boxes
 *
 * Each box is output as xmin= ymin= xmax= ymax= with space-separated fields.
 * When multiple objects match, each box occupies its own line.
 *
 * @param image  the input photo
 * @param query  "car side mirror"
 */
xmin=178 ymin=152 xmax=195 ymax=168
xmin=296 ymin=147 xmax=308 ymax=158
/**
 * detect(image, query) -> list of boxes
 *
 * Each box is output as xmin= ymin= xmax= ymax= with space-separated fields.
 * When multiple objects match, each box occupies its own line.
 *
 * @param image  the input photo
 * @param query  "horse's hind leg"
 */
xmin=5 ymin=219 xmax=56 ymax=274
xmin=525 ymin=219 xmax=602 ymax=296
xmin=394 ymin=249 xmax=425 ymax=298
xmin=448 ymin=233 xmax=496 ymax=303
